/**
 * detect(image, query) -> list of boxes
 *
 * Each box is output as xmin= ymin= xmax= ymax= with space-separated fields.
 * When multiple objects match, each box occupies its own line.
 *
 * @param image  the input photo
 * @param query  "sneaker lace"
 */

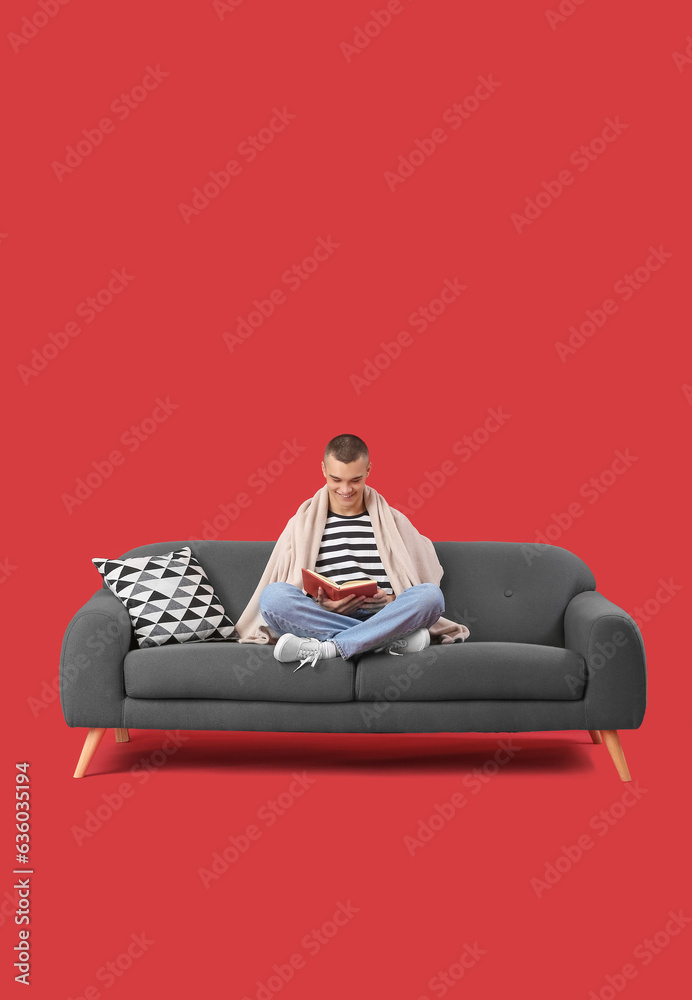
xmin=387 ymin=639 xmax=407 ymax=656
xmin=293 ymin=644 xmax=322 ymax=672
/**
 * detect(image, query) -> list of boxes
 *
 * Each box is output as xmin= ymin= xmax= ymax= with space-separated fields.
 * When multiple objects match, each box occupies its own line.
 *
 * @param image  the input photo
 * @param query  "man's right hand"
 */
xmin=315 ymin=586 xmax=367 ymax=615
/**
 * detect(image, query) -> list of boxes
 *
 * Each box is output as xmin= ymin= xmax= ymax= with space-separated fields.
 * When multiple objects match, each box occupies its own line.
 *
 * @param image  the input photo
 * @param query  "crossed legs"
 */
xmin=259 ymin=581 xmax=445 ymax=659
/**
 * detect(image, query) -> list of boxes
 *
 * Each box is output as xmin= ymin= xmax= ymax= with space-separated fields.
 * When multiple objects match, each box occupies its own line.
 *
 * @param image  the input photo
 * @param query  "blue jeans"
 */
xmin=259 ymin=582 xmax=445 ymax=660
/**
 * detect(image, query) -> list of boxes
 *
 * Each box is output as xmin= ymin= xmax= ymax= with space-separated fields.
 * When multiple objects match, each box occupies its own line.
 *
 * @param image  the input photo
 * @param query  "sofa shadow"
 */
xmin=90 ymin=732 xmax=596 ymax=778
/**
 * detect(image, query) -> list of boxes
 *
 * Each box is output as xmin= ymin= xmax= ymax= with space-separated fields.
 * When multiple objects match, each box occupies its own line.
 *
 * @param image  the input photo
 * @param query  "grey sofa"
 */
xmin=60 ymin=540 xmax=646 ymax=780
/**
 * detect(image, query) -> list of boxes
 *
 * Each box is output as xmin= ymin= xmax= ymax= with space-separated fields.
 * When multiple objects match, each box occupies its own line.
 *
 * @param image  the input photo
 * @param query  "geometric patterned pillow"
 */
xmin=92 ymin=546 xmax=235 ymax=648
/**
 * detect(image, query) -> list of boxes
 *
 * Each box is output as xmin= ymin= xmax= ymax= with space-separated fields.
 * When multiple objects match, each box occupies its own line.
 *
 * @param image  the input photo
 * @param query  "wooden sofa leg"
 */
xmin=601 ymin=729 xmax=631 ymax=782
xmin=73 ymin=728 xmax=107 ymax=778
xmin=114 ymin=728 xmax=130 ymax=743
xmin=588 ymin=730 xmax=602 ymax=744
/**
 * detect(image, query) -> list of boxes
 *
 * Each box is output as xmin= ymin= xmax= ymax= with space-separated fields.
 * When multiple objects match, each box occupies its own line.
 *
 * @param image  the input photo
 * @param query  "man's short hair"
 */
xmin=324 ymin=434 xmax=369 ymax=465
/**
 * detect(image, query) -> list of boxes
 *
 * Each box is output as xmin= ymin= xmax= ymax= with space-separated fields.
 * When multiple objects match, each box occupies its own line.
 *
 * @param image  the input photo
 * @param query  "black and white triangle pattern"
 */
xmin=92 ymin=546 xmax=235 ymax=648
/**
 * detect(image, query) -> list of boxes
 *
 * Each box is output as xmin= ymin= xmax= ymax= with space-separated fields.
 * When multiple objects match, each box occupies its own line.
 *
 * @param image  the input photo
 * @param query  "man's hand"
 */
xmin=314 ymin=586 xmax=394 ymax=615
xmin=360 ymin=588 xmax=395 ymax=610
xmin=315 ymin=586 xmax=368 ymax=615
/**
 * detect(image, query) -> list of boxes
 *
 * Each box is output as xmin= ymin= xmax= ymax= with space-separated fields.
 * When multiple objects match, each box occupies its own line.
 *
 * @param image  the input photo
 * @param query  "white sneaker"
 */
xmin=274 ymin=633 xmax=339 ymax=672
xmin=374 ymin=628 xmax=431 ymax=656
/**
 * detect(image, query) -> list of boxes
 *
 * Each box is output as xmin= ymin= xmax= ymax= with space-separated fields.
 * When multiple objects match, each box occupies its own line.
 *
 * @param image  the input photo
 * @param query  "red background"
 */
xmin=2 ymin=0 xmax=690 ymax=996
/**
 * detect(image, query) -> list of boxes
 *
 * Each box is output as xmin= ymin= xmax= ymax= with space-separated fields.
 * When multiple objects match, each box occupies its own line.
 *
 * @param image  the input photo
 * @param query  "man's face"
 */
xmin=321 ymin=455 xmax=371 ymax=514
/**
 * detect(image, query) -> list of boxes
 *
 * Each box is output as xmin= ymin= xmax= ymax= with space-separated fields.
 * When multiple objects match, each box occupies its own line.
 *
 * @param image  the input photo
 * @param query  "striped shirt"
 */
xmin=314 ymin=509 xmax=393 ymax=610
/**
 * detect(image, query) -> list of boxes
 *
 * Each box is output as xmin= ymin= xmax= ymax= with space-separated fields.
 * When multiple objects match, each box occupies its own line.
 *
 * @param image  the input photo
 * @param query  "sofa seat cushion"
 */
xmin=124 ymin=643 xmax=355 ymax=703
xmin=354 ymin=642 xmax=586 ymax=701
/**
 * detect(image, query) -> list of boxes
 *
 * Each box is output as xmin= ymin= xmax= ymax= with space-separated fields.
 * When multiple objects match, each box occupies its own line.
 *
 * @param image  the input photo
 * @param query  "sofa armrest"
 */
xmin=564 ymin=590 xmax=647 ymax=730
xmin=59 ymin=589 xmax=132 ymax=727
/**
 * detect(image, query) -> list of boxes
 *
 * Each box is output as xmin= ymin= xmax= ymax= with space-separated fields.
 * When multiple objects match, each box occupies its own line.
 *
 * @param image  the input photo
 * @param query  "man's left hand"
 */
xmin=360 ymin=588 xmax=394 ymax=609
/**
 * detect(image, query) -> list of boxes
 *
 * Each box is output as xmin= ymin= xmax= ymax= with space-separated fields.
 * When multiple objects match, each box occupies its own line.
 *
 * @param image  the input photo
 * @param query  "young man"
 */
xmin=232 ymin=434 xmax=469 ymax=669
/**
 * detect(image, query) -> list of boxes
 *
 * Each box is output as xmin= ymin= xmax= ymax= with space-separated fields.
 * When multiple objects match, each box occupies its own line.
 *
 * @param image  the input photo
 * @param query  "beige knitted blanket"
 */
xmin=232 ymin=483 xmax=470 ymax=645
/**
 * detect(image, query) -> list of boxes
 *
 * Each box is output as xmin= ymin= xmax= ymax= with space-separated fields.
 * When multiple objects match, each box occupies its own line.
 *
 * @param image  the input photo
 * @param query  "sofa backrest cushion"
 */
xmin=111 ymin=539 xmax=596 ymax=648
xmin=432 ymin=541 xmax=596 ymax=646
xmin=114 ymin=541 xmax=276 ymax=639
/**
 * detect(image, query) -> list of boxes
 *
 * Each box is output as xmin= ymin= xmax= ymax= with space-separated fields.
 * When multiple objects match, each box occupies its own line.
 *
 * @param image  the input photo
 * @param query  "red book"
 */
xmin=301 ymin=568 xmax=378 ymax=602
